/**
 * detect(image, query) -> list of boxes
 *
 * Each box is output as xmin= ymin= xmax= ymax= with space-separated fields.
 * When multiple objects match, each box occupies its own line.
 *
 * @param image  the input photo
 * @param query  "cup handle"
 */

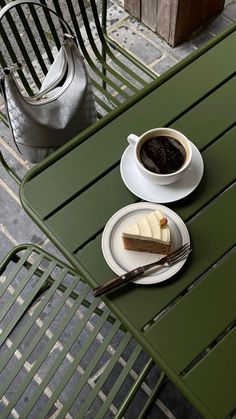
xmin=127 ymin=134 xmax=139 ymax=146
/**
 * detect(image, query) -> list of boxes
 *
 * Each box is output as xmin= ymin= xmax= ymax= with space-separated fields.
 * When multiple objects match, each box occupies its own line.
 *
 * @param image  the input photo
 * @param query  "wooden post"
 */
xmin=124 ymin=0 xmax=141 ymax=20
xmin=141 ymin=0 xmax=159 ymax=32
xmin=124 ymin=0 xmax=225 ymax=46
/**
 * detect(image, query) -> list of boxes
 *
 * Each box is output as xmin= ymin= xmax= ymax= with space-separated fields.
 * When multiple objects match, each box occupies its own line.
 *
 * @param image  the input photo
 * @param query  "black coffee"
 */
xmin=139 ymin=136 xmax=186 ymax=174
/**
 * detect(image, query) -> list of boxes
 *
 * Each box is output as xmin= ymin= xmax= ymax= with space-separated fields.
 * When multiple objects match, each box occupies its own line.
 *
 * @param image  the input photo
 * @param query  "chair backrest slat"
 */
xmin=90 ymin=0 xmax=152 ymax=86
xmin=17 ymin=5 xmax=48 ymax=76
xmin=6 ymin=7 xmax=42 ymax=88
xmin=0 ymin=16 xmax=34 ymax=94
xmin=0 ymin=0 xmax=154 ymax=101
xmin=28 ymin=3 xmax=55 ymax=66
xmin=0 ymin=0 xmax=157 ymax=175
xmin=40 ymin=0 xmax=61 ymax=49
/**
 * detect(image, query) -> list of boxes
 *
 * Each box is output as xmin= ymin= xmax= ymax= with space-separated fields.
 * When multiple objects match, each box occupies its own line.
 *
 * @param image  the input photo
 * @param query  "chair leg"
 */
xmin=114 ymin=360 xmax=167 ymax=419
xmin=0 ymin=151 xmax=21 ymax=184
xmin=137 ymin=371 xmax=167 ymax=419
xmin=101 ymin=0 xmax=108 ymax=91
xmin=102 ymin=44 xmax=107 ymax=91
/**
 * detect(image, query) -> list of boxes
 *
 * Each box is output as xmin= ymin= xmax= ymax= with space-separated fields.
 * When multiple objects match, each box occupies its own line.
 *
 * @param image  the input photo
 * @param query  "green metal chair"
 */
xmin=0 ymin=0 xmax=157 ymax=182
xmin=0 ymin=243 xmax=165 ymax=418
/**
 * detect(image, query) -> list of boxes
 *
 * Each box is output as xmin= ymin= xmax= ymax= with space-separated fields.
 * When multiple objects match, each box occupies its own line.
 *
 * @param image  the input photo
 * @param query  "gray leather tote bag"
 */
xmin=0 ymin=0 xmax=97 ymax=163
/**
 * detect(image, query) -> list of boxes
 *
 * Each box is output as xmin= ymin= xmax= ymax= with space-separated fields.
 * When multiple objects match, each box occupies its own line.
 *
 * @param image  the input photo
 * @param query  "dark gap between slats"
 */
xmin=75 ymin=184 xmax=235 ymax=265
xmin=165 ymin=72 xmax=236 ymax=133
xmin=43 ymin=161 xmax=121 ymax=221
xmin=72 ymin=180 xmax=235 ymax=262
xmin=199 ymin=122 xmax=236 ymax=153
xmin=181 ymin=320 xmax=236 ymax=377
xmin=142 ymin=245 xmax=236 ymax=333
xmin=183 ymin=181 xmax=236 ymax=224
xmin=43 ymin=88 xmax=235 ymax=223
xmin=73 ymin=199 xmax=141 ymax=255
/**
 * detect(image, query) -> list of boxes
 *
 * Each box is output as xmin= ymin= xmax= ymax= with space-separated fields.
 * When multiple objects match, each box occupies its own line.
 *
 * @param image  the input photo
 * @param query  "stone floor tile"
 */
xmin=207 ymin=14 xmax=233 ymax=34
xmin=106 ymin=2 xmax=129 ymax=27
xmin=110 ymin=25 xmax=163 ymax=64
xmin=42 ymin=239 xmax=73 ymax=265
xmin=223 ymin=1 xmax=236 ymax=19
xmin=153 ymin=55 xmax=178 ymax=75
xmin=0 ymin=232 xmax=14 ymax=261
xmin=0 ymin=185 xmax=45 ymax=246
xmin=190 ymin=30 xmax=214 ymax=48
xmin=160 ymin=381 xmax=203 ymax=419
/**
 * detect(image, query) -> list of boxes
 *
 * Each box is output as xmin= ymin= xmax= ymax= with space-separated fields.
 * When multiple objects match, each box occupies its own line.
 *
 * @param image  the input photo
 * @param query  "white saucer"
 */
xmin=120 ymin=141 xmax=204 ymax=203
xmin=102 ymin=202 xmax=190 ymax=285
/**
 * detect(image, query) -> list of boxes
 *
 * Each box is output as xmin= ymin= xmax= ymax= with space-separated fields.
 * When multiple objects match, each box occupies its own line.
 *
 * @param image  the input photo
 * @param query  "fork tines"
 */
xmin=167 ymin=243 xmax=191 ymax=265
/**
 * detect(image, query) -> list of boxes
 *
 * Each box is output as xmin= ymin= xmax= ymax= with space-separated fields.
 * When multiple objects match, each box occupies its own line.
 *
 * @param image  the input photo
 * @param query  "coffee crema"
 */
xmin=139 ymin=136 xmax=186 ymax=175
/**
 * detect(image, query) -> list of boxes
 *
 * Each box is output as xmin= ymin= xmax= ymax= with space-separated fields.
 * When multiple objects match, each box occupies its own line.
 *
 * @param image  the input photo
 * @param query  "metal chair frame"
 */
xmin=0 ymin=244 xmax=165 ymax=418
xmin=0 ymin=8 xmax=165 ymax=415
xmin=0 ymin=0 xmax=157 ymax=182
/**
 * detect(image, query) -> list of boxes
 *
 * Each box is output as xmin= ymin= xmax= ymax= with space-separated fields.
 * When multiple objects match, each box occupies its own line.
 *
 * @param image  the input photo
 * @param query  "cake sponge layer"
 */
xmin=122 ymin=210 xmax=171 ymax=254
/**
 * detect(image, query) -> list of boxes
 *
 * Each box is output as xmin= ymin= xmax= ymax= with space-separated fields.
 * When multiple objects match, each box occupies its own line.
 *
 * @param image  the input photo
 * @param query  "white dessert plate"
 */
xmin=120 ymin=141 xmax=204 ymax=203
xmin=102 ymin=202 xmax=190 ymax=285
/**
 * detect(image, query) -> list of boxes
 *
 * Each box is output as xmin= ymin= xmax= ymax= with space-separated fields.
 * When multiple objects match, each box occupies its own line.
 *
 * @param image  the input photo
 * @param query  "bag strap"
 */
xmin=0 ymin=0 xmax=75 ymax=37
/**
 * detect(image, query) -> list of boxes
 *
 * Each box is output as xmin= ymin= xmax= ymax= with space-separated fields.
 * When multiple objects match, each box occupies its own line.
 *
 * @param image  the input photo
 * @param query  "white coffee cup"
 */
xmin=127 ymin=127 xmax=192 ymax=185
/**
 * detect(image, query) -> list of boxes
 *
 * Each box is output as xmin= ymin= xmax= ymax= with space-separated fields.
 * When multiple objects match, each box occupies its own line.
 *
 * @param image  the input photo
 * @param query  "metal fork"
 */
xmin=93 ymin=243 xmax=192 ymax=297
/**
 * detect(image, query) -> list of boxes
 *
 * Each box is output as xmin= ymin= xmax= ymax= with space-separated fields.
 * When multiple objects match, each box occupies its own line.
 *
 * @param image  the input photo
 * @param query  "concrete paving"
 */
xmin=0 ymin=1 xmax=235 ymax=417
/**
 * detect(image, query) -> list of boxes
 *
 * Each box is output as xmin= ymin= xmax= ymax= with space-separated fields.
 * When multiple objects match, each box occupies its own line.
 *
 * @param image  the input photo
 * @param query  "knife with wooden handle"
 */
xmin=93 ymin=244 xmax=191 ymax=297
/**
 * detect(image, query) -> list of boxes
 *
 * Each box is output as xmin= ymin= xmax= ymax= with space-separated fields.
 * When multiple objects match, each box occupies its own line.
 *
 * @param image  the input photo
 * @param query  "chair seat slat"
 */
xmin=0 ymin=245 xmax=160 ymax=417
xmin=0 ymin=259 xmax=57 ymax=345
xmin=0 ymin=267 xmax=69 ymax=373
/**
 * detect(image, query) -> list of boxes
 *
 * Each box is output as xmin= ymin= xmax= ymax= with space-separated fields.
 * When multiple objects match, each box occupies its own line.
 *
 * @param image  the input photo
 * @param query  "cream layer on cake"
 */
xmin=123 ymin=210 xmax=170 ymax=244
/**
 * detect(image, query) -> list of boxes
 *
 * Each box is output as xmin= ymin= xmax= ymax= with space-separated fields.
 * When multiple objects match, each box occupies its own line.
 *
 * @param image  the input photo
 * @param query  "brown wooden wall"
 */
xmin=124 ymin=0 xmax=225 ymax=46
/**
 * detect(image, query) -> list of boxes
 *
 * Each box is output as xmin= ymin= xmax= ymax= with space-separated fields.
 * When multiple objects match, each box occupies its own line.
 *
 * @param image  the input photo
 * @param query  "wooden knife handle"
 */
xmin=93 ymin=266 xmax=145 ymax=297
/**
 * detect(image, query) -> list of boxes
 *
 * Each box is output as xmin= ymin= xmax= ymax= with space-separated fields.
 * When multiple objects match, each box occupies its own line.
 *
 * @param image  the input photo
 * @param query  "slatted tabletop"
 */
xmin=20 ymin=24 xmax=236 ymax=419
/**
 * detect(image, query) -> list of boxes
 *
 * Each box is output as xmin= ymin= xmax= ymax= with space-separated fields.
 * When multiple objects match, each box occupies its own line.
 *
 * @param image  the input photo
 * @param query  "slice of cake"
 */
xmin=122 ymin=210 xmax=171 ymax=254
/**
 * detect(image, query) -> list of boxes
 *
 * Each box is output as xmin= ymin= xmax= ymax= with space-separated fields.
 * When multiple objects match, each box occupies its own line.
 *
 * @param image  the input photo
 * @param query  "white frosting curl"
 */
xmin=123 ymin=210 xmax=170 ymax=244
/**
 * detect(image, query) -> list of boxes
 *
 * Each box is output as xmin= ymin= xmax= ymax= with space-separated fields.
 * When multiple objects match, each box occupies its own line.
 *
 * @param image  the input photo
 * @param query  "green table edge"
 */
xmin=19 ymin=23 xmax=236 ymax=419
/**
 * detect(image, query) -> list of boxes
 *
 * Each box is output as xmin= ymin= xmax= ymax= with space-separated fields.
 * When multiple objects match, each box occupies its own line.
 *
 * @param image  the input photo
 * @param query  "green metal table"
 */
xmin=20 ymin=24 xmax=236 ymax=419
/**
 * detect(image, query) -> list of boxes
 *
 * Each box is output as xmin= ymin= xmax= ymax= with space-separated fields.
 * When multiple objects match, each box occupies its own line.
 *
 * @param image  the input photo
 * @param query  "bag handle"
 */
xmin=0 ymin=0 xmax=75 ymax=38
